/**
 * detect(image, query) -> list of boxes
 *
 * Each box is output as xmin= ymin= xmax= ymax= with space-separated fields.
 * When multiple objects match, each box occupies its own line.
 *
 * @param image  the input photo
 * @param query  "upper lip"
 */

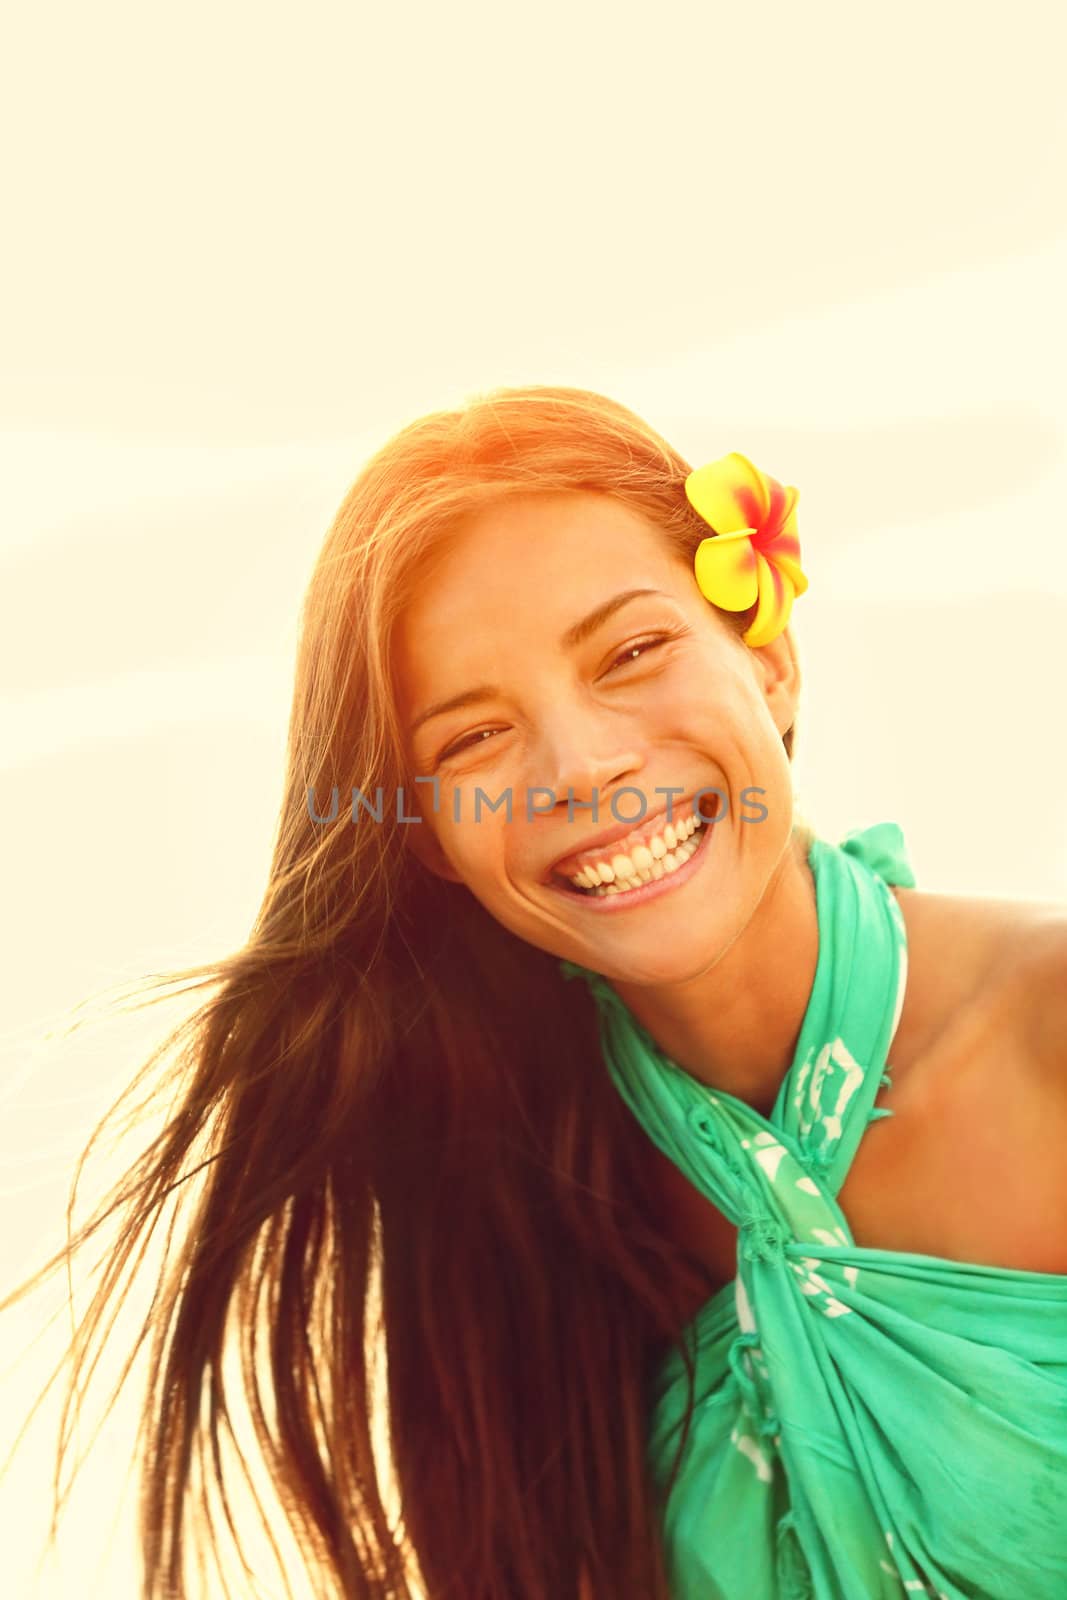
xmin=543 ymin=791 xmax=701 ymax=882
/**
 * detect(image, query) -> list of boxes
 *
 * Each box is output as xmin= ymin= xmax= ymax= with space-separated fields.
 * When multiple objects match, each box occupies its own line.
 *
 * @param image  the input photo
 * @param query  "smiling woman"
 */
xmin=6 ymin=385 xmax=1067 ymax=1600
xmin=391 ymin=483 xmax=808 ymax=1014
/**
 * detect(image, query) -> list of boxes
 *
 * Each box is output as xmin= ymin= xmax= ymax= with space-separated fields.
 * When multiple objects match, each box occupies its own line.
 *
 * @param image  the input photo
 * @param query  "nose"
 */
xmin=528 ymin=709 xmax=646 ymax=817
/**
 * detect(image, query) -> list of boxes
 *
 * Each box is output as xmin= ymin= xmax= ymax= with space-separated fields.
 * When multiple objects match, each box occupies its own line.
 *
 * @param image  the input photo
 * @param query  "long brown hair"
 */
xmin=5 ymin=386 xmax=798 ymax=1598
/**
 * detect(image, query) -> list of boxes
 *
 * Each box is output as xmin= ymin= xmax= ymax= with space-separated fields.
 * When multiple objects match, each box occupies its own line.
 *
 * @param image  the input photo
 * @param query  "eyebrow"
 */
xmin=408 ymin=587 xmax=668 ymax=739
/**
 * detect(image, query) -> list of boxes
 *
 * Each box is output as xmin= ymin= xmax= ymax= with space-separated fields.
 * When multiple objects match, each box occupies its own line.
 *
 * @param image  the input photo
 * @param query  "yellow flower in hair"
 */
xmin=684 ymin=452 xmax=809 ymax=649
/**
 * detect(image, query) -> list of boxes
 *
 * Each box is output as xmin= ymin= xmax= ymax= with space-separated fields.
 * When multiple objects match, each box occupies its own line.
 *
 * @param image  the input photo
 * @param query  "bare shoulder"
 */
xmin=889 ymin=881 xmax=1067 ymax=988
xmin=840 ymin=883 xmax=1067 ymax=1273
xmin=1003 ymin=903 xmax=1067 ymax=1081
xmin=889 ymin=881 xmax=1067 ymax=1078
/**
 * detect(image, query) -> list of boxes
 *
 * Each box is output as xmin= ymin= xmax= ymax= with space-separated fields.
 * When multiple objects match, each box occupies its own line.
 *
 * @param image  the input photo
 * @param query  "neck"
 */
xmin=609 ymin=829 xmax=819 ymax=1118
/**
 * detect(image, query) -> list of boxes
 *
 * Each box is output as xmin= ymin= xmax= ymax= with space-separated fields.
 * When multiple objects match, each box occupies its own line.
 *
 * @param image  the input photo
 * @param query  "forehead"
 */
xmin=401 ymin=490 xmax=678 ymax=636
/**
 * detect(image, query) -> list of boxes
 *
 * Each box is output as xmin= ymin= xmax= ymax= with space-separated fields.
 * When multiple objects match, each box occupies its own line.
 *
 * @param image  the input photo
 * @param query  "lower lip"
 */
xmin=547 ymin=821 xmax=718 ymax=911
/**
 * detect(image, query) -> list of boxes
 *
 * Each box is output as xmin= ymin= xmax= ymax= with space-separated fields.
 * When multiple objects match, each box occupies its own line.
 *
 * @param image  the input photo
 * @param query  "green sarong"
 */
xmin=560 ymin=822 xmax=1067 ymax=1598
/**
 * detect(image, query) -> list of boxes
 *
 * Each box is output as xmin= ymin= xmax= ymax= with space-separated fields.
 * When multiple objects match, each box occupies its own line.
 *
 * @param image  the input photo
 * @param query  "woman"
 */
xmin=10 ymin=385 xmax=1067 ymax=1598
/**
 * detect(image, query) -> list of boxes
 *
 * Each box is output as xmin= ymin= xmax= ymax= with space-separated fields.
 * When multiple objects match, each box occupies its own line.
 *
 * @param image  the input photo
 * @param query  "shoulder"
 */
xmin=890 ymin=883 xmax=1066 ymax=988
xmin=877 ymin=887 xmax=1067 ymax=1272
xmin=1007 ymin=909 xmax=1067 ymax=1081
xmin=888 ymin=885 xmax=1067 ymax=1075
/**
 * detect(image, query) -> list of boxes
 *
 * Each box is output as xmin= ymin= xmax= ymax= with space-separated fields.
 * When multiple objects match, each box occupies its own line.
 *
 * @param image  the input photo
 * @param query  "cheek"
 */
xmin=438 ymin=816 xmax=511 ymax=885
xmin=651 ymin=674 xmax=735 ymax=745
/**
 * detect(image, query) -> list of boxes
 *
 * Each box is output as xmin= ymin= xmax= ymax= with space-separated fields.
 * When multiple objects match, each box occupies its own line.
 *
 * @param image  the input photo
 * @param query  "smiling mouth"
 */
xmin=553 ymin=811 xmax=710 ymax=897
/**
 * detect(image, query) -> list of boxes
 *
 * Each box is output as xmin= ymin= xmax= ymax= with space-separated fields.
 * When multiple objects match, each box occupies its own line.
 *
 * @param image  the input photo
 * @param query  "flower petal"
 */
xmin=769 ymin=555 xmax=808 ymax=596
xmin=693 ymin=530 xmax=759 ymax=611
xmin=758 ymin=487 xmax=808 ymax=596
xmin=743 ymin=554 xmax=796 ymax=648
xmin=685 ymin=453 xmax=770 ymax=536
xmin=751 ymin=476 xmax=796 ymax=542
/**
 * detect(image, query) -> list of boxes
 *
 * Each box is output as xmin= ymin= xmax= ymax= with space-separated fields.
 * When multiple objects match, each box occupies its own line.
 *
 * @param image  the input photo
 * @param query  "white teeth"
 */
xmin=588 ymin=830 xmax=702 ymax=897
xmin=565 ymin=810 xmax=707 ymax=890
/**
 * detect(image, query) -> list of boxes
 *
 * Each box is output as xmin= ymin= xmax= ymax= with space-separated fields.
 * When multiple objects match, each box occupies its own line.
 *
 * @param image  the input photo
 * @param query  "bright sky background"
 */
xmin=3 ymin=2 xmax=1066 ymax=1595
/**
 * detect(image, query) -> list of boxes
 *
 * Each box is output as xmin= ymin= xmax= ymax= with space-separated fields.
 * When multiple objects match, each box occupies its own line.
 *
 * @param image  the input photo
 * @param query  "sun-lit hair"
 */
xmin=5 ymin=385 xmax=803 ymax=1599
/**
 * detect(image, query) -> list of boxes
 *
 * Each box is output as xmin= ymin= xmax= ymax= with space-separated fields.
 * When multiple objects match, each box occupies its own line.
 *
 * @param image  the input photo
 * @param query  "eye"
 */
xmin=437 ymin=726 xmax=503 ymax=763
xmin=605 ymin=632 xmax=676 ymax=673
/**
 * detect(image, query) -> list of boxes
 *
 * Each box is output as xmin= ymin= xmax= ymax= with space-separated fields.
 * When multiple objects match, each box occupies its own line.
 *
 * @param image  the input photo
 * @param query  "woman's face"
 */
xmin=393 ymin=489 xmax=802 ymax=985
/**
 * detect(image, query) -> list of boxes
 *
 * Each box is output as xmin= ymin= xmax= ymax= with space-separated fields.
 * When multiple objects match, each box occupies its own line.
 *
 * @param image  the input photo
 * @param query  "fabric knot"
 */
xmin=739 ymin=1214 xmax=786 ymax=1264
xmin=685 ymin=1101 xmax=723 ymax=1147
xmin=838 ymin=820 xmax=916 ymax=889
xmin=799 ymin=1143 xmax=833 ymax=1176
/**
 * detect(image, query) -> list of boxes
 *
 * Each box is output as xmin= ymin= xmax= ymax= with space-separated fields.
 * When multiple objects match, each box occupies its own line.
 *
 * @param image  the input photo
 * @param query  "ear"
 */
xmin=402 ymin=819 xmax=465 ymax=884
xmin=748 ymin=623 xmax=802 ymax=739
